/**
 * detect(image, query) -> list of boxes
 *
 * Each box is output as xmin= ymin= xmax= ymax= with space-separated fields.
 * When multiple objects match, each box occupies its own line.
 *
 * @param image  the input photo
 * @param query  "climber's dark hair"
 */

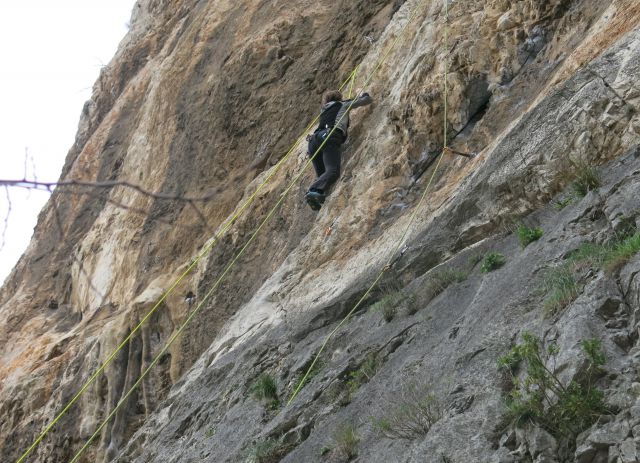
xmin=322 ymin=90 xmax=343 ymax=105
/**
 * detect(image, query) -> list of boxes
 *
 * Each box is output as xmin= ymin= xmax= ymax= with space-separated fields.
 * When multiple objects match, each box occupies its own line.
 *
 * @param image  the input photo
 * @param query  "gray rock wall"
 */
xmin=1 ymin=0 xmax=639 ymax=462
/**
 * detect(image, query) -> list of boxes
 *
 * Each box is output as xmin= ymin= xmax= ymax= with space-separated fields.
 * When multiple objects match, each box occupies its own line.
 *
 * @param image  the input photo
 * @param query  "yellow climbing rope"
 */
xmin=15 ymin=72 xmax=358 ymax=463
xmin=287 ymin=0 xmax=451 ymax=405
xmin=348 ymin=65 xmax=359 ymax=98
xmin=68 ymin=3 xmax=431 ymax=462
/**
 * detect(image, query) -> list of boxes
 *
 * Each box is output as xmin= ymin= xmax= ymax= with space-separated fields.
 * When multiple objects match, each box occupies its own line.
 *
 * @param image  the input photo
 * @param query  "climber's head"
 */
xmin=322 ymin=90 xmax=343 ymax=105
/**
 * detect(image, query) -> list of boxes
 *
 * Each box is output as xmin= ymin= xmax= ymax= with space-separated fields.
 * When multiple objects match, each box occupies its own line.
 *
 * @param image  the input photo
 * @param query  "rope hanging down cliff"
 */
xmin=16 ymin=65 xmax=358 ymax=463
xmin=67 ymin=4 xmax=433 ymax=463
xmin=288 ymin=0 xmax=452 ymax=405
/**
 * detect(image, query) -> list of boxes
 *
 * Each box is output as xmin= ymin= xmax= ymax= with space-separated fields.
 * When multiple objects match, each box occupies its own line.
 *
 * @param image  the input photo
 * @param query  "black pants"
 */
xmin=307 ymin=129 xmax=345 ymax=193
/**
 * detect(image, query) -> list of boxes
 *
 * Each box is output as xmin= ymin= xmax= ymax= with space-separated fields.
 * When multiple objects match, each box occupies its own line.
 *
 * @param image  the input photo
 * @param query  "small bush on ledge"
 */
xmin=498 ymin=333 xmax=607 ymax=440
xmin=517 ymin=225 xmax=543 ymax=248
xmin=481 ymin=252 xmax=506 ymax=273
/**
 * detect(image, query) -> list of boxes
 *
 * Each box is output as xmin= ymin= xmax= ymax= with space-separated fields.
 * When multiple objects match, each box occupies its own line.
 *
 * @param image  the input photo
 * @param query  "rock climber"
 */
xmin=304 ymin=89 xmax=373 ymax=210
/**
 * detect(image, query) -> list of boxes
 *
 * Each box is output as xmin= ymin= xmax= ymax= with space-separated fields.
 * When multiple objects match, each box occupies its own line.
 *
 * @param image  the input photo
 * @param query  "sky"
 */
xmin=0 ymin=1 xmax=136 ymax=284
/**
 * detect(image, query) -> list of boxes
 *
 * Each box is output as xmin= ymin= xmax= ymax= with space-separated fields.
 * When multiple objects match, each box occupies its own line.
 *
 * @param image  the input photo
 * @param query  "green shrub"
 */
xmin=248 ymin=437 xmax=294 ymax=463
xmin=332 ymin=424 xmax=359 ymax=461
xmin=372 ymin=384 xmax=442 ymax=440
xmin=517 ymin=226 xmax=543 ymax=248
xmin=481 ymin=252 xmax=506 ymax=273
xmin=426 ymin=269 xmax=468 ymax=297
xmin=571 ymin=160 xmax=601 ymax=197
xmin=498 ymin=333 xmax=607 ymax=439
xmin=250 ymin=374 xmax=279 ymax=407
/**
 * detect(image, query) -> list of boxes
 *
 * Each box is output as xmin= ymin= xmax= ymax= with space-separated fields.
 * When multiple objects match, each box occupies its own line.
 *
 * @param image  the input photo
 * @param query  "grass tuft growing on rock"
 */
xmin=248 ymin=437 xmax=295 ymax=463
xmin=425 ymin=269 xmax=469 ymax=297
xmin=553 ymin=159 xmax=600 ymax=208
xmin=372 ymin=384 xmax=442 ymax=440
xmin=498 ymin=333 xmax=607 ymax=440
xmin=542 ymin=264 xmax=579 ymax=316
xmin=543 ymin=229 xmax=640 ymax=315
xmin=346 ymin=353 xmax=378 ymax=396
xmin=581 ymin=230 xmax=640 ymax=272
xmin=516 ymin=225 xmax=543 ymax=248
xmin=543 ymin=230 xmax=640 ymax=315
xmin=332 ymin=424 xmax=359 ymax=461
xmin=566 ymin=241 xmax=609 ymax=263
xmin=371 ymin=290 xmax=403 ymax=322
xmin=604 ymin=231 xmax=640 ymax=271
xmin=481 ymin=252 xmax=506 ymax=273
xmin=250 ymin=373 xmax=279 ymax=409
xmin=571 ymin=160 xmax=601 ymax=197
xmin=553 ymin=196 xmax=574 ymax=210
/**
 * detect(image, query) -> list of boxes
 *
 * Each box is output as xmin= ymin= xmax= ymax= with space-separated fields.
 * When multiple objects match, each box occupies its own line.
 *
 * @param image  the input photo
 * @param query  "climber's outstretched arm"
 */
xmin=343 ymin=92 xmax=373 ymax=111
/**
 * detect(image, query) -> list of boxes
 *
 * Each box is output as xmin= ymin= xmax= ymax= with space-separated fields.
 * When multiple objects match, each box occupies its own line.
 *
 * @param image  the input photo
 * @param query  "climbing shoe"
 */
xmin=305 ymin=190 xmax=325 ymax=211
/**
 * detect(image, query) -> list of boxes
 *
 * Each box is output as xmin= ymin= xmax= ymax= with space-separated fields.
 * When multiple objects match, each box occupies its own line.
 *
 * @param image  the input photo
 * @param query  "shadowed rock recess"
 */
xmin=1 ymin=0 xmax=640 ymax=462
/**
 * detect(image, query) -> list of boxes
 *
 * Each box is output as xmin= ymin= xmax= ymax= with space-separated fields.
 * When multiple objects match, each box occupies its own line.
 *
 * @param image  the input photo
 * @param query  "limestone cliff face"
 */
xmin=1 ymin=0 xmax=639 ymax=462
